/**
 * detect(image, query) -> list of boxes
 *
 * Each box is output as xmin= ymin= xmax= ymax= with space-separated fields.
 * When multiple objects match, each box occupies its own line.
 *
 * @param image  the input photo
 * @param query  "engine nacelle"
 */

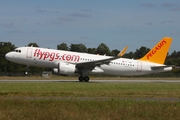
xmin=53 ymin=62 xmax=76 ymax=75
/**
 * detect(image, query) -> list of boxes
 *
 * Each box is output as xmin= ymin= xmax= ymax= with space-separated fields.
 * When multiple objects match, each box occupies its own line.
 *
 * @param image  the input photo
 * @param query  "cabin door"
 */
xmin=26 ymin=48 xmax=32 ymax=58
xmin=137 ymin=62 xmax=142 ymax=71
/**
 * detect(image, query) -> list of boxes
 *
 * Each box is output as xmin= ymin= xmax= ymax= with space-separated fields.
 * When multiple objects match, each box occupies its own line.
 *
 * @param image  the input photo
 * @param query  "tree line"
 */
xmin=0 ymin=42 xmax=180 ymax=76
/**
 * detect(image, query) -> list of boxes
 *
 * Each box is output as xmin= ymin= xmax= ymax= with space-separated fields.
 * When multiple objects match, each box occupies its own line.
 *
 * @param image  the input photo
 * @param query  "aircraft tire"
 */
xmin=79 ymin=76 xmax=84 ymax=82
xmin=84 ymin=76 xmax=89 ymax=82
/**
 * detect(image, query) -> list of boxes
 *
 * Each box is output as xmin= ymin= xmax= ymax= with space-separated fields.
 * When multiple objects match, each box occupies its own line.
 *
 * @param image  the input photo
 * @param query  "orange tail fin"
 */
xmin=139 ymin=37 xmax=172 ymax=64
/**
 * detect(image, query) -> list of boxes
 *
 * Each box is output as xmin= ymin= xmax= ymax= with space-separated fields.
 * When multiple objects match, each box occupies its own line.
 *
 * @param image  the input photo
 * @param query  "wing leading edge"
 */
xmin=75 ymin=46 xmax=128 ymax=71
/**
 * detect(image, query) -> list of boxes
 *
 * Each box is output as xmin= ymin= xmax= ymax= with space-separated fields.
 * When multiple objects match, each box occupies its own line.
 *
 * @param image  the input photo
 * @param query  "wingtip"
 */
xmin=117 ymin=46 xmax=128 ymax=57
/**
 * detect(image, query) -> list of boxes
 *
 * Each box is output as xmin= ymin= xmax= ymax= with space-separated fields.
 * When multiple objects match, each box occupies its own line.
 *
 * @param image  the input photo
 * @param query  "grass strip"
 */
xmin=0 ymin=99 xmax=180 ymax=120
xmin=0 ymin=82 xmax=180 ymax=97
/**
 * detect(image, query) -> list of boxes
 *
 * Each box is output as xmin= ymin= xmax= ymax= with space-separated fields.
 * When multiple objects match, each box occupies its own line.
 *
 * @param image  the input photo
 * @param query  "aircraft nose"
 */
xmin=5 ymin=52 xmax=13 ymax=61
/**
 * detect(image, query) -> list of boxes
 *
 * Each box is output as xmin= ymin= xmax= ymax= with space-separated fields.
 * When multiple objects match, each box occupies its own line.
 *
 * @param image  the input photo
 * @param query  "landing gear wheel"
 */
xmin=78 ymin=76 xmax=90 ymax=82
xmin=79 ymin=76 xmax=84 ymax=82
xmin=84 ymin=76 xmax=89 ymax=82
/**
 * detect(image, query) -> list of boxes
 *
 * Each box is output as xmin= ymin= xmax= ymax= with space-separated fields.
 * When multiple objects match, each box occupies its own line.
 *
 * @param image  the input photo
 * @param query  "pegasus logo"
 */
xmin=146 ymin=39 xmax=167 ymax=59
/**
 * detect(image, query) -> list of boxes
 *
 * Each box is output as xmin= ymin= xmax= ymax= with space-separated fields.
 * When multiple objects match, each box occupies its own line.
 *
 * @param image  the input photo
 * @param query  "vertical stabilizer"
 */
xmin=139 ymin=37 xmax=172 ymax=64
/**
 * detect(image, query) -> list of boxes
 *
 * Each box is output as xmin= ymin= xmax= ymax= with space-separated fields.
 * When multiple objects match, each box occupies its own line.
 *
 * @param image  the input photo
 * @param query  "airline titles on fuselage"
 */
xmin=34 ymin=49 xmax=80 ymax=62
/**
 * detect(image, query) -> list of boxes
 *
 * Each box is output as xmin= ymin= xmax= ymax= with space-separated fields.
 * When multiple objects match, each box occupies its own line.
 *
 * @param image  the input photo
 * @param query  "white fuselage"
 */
xmin=5 ymin=47 xmax=172 ymax=76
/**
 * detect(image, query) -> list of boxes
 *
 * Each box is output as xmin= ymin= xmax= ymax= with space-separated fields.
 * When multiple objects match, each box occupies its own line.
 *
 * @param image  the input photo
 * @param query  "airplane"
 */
xmin=5 ymin=37 xmax=173 ymax=82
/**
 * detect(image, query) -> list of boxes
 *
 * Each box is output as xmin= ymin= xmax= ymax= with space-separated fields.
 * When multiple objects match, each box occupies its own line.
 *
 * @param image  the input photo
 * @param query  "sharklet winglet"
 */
xmin=118 ymin=46 xmax=128 ymax=57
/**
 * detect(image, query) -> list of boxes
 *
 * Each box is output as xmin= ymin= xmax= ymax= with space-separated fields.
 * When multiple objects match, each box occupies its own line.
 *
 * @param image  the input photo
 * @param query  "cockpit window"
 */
xmin=14 ymin=49 xmax=21 ymax=53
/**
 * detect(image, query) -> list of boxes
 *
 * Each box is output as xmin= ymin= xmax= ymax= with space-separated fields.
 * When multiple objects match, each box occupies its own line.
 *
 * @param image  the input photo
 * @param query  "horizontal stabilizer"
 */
xmin=151 ymin=65 xmax=174 ymax=70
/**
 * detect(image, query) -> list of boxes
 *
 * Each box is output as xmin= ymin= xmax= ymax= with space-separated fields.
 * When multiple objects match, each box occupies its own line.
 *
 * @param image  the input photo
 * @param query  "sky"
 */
xmin=0 ymin=0 xmax=180 ymax=53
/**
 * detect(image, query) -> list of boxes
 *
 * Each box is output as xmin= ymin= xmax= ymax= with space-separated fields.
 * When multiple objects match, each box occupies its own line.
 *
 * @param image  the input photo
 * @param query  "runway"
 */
xmin=0 ymin=79 xmax=180 ymax=83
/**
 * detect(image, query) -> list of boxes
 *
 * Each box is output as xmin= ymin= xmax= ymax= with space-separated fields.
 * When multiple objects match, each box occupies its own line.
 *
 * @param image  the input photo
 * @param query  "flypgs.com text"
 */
xmin=34 ymin=49 xmax=80 ymax=62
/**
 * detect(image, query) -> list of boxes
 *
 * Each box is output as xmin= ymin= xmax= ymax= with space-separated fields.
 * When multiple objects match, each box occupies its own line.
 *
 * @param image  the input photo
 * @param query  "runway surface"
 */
xmin=0 ymin=79 xmax=180 ymax=83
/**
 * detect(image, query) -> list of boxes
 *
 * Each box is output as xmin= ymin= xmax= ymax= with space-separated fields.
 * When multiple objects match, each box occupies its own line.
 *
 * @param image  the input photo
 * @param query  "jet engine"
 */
xmin=53 ymin=62 xmax=76 ymax=75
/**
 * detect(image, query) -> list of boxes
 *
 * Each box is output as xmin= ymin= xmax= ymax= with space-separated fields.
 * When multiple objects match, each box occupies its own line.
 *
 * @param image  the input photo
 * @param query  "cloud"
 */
xmin=35 ymin=6 xmax=47 ymax=13
xmin=162 ymin=3 xmax=178 ymax=8
xmin=160 ymin=21 xmax=173 ymax=24
xmin=81 ymin=9 xmax=92 ymax=12
xmin=27 ymin=31 xmax=38 ymax=34
xmin=49 ymin=13 xmax=92 ymax=25
xmin=171 ymin=7 xmax=180 ymax=11
xmin=58 ymin=17 xmax=75 ymax=22
xmin=6 ymin=30 xmax=22 ymax=33
xmin=145 ymin=22 xmax=153 ymax=25
xmin=80 ymin=36 xmax=88 ymax=40
xmin=141 ymin=3 xmax=155 ymax=8
xmin=130 ymin=30 xmax=141 ymax=33
xmin=172 ymin=31 xmax=180 ymax=34
xmin=50 ymin=17 xmax=75 ymax=24
xmin=0 ymin=23 xmax=14 ymax=28
xmin=162 ymin=3 xmax=180 ymax=11
xmin=68 ymin=13 xmax=92 ymax=18
xmin=35 ymin=6 xmax=60 ymax=14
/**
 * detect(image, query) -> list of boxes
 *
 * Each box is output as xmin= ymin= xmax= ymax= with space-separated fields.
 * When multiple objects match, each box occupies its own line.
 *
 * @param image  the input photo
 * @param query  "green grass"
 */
xmin=0 ymin=81 xmax=180 ymax=119
xmin=0 ymin=82 xmax=180 ymax=97
xmin=0 ymin=100 xmax=180 ymax=120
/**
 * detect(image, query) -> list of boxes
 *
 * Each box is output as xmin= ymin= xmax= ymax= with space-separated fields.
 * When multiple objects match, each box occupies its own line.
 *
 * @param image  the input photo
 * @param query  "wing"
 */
xmin=75 ymin=46 xmax=128 ymax=71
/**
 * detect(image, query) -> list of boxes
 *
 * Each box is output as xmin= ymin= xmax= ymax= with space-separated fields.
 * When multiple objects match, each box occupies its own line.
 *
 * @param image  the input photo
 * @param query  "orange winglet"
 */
xmin=118 ymin=46 xmax=128 ymax=57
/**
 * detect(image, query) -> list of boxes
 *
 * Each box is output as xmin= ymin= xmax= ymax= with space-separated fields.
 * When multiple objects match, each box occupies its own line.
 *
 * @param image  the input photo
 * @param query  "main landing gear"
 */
xmin=78 ymin=76 xmax=89 ymax=82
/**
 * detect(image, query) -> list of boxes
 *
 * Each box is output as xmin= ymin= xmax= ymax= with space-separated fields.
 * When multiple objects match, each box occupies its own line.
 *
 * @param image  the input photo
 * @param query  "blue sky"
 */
xmin=0 ymin=0 xmax=180 ymax=53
